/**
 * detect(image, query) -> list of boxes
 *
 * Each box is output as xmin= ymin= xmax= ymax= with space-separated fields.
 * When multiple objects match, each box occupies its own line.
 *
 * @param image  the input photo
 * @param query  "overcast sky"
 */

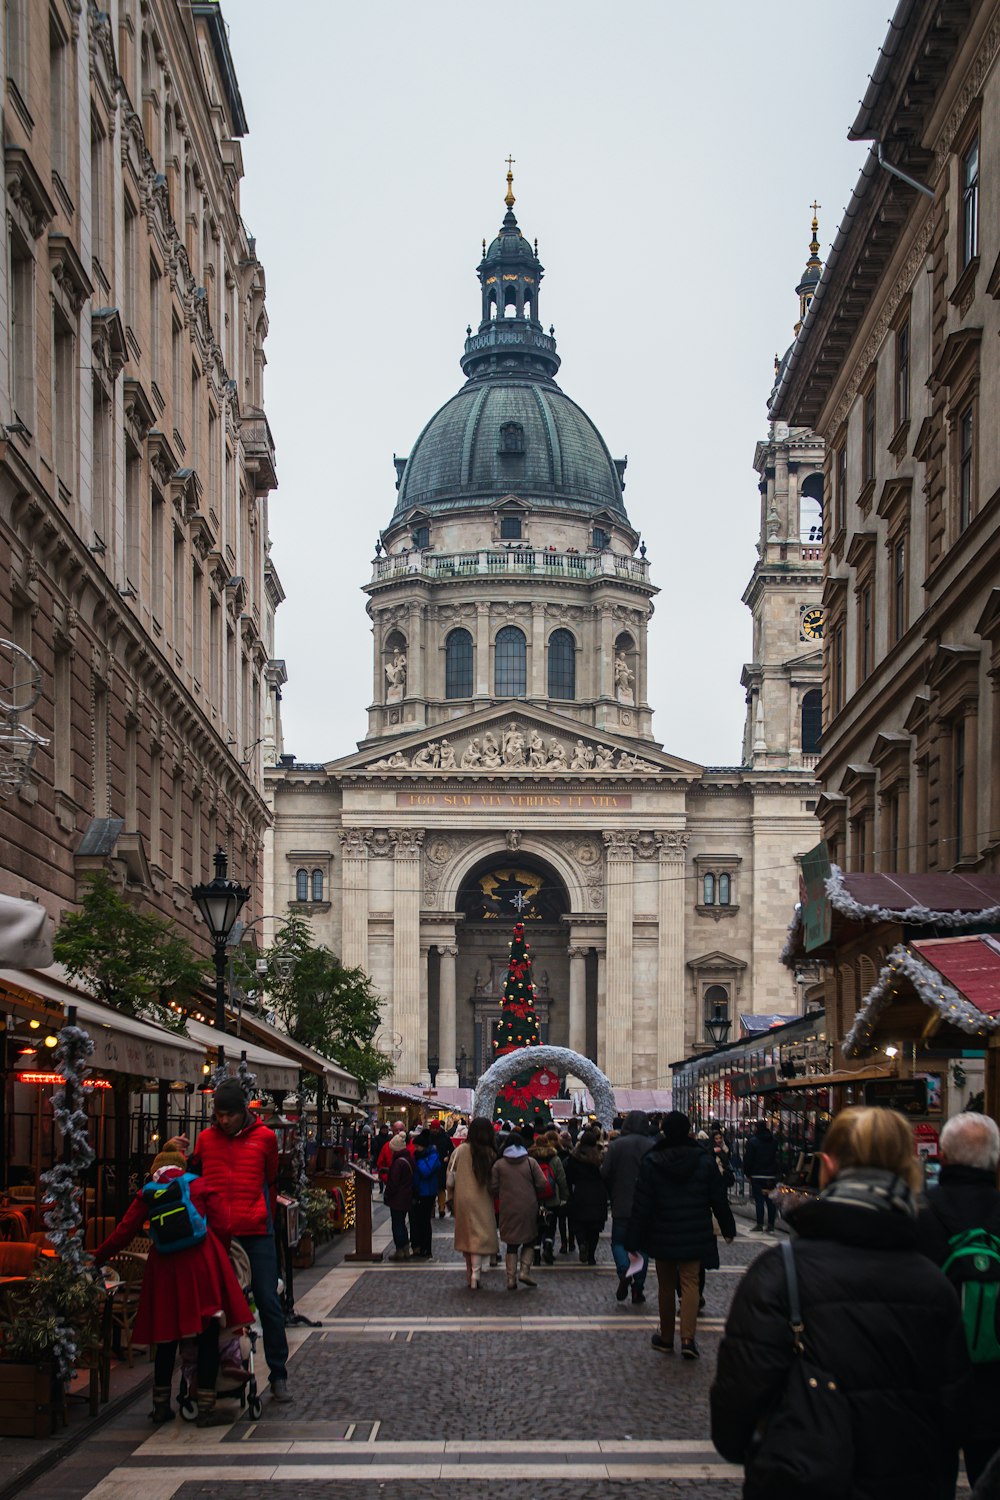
xmin=227 ymin=1 xmax=888 ymax=767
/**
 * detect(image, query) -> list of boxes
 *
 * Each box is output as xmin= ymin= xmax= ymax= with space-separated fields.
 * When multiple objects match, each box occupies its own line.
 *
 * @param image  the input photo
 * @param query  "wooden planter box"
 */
xmin=0 ymin=1361 xmax=57 ymax=1438
xmin=292 ymin=1234 xmax=315 ymax=1269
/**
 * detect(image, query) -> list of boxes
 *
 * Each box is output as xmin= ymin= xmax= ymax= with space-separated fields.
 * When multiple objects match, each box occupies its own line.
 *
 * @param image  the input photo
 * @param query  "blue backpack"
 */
xmin=141 ymin=1172 xmax=208 ymax=1254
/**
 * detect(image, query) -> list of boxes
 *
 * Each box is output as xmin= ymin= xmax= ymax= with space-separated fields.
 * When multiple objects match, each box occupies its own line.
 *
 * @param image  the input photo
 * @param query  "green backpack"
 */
xmin=941 ymin=1227 xmax=1000 ymax=1364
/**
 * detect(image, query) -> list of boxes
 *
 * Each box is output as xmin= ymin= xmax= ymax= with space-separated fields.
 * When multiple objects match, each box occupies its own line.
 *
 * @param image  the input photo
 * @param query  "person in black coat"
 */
xmin=601 ymin=1109 xmax=655 ymax=1303
xmin=564 ymin=1130 xmax=609 ymax=1265
xmin=711 ymin=1106 xmax=971 ymax=1500
xmin=915 ymin=1111 xmax=1000 ymax=1490
xmin=742 ymin=1120 xmax=779 ymax=1231
xmin=626 ymin=1110 xmax=736 ymax=1359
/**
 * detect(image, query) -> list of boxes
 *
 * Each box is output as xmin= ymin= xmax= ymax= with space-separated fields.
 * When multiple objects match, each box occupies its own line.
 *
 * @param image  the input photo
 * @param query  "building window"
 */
xmin=151 ymin=485 xmax=164 ymax=621
xmin=718 ymin=874 xmax=731 ymax=906
xmin=445 ymin=628 xmax=473 ymax=699
xmin=500 ymin=515 xmax=522 ymax=539
xmin=953 ymin=719 xmax=965 ymax=864
xmin=831 ymin=621 xmax=845 ymax=717
xmin=295 ymin=868 xmax=308 ymax=902
xmin=958 ymin=403 xmax=974 ymax=531
xmin=703 ymin=984 xmax=730 ymax=1042
xmin=961 ymin=134 xmax=980 ymax=269
xmin=547 ymin=629 xmax=576 ymax=700
xmin=50 ymin=16 xmax=70 ymax=183
xmin=495 ymin=626 xmax=526 ymax=698
xmin=862 ymin=385 xmax=876 ymax=486
xmin=859 ymin=584 xmax=873 ymax=678
xmin=53 ymin=309 xmax=75 ymax=498
xmin=592 ymin=526 xmax=610 ymax=549
xmin=311 ymin=868 xmax=324 ymax=902
xmin=702 ymin=873 xmax=715 ymax=905
xmin=411 ymin=524 xmax=429 ymax=550
xmin=10 ymin=230 xmax=34 ymax=428
xmin=892 ymin=537 xmax=907 ymax=643
xmin=835 ymin=443 xmax=847 ymax=536
xmin=801 ymin=689 xmax=822 ymax=755
xmin=896 ymin=318 xmax=910 ymax=427
xmin=498 ymin=422 xmax=524 ymax=454
xmin=92 ymin=378 xmax=112 ymax=545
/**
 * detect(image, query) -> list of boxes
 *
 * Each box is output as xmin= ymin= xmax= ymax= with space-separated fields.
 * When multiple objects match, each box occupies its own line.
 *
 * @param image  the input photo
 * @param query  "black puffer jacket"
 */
xmin=742 ymin=1129 xmax=778 ymax=1180
xmin=565 ymin=1145 xmax=609 ymax=1228
xmin=915 ymin=1163 xmax=1000 ymax=1447
xmin=625 ymin=1139 xmax=735 ymax=1261
xmin=711 ymin=1173 xmax=971 ymax=1500
xmin=600 ymin=1112 xmax=655 ymax=1219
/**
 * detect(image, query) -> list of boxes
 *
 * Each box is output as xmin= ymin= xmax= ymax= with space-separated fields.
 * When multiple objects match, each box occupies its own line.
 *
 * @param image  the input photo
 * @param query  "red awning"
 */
xmin=842 ymin=872 xmax=1000 ymax=913
xmin=911 ymin=936 xmax=1000 ymax=1018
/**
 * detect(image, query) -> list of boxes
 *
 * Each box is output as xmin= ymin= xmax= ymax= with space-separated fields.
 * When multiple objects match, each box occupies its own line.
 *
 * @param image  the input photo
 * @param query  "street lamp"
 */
xmin=192 ymin=849 xmax=250 ymax=1060
xmin=705 ymin=1002 xmax=732 ymax=1048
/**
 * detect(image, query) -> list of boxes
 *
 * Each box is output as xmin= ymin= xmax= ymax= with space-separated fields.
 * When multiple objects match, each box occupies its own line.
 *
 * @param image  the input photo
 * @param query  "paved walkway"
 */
xmin=13 ymin=1211 xmax=782 ymax=1500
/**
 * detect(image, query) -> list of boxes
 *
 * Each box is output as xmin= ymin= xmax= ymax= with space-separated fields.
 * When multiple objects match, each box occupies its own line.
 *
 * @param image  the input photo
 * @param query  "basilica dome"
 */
xmin=389 ymin=181 xmax=629 ymax=528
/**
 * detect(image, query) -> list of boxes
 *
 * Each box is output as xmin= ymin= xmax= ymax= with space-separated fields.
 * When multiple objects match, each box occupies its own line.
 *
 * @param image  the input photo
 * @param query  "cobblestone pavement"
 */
xmin=15 ymin=1219 xmax=780 ymax=1500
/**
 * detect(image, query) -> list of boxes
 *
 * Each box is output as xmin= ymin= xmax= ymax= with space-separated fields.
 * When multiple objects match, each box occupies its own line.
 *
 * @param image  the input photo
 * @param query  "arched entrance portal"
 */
xmin=430 ymin=853 xmax=573 ymax=1088
xmin=473 ymin=1046 xmax=616 ymax=1128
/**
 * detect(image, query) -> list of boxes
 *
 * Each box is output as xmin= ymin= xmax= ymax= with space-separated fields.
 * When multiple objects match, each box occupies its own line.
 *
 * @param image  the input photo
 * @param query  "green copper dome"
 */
xmin=389 ymin=185 xmax=629 ymax=527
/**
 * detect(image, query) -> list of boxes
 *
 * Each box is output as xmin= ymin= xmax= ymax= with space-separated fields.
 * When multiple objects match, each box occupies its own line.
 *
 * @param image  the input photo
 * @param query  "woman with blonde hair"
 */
xmin=447 ymin=1116 xmax=498 ymax=1289
xmin=711 ymin=1106 xmax=970 ymax=1500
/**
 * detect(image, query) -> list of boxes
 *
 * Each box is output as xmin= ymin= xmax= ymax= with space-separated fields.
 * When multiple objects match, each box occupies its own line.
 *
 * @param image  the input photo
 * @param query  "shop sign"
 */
xmin=863 ymin=1077 xmax=928 ymax=1115
xmin=17 ymin=1071 xmax=112 ymax=1089
xmin=800 ymin=841 xmax=832 ymax=952
xmin=731 ymin=1073 xmax=752 ymax=1097
xmin=749 ymin=1066 xmax=778 ymax=1092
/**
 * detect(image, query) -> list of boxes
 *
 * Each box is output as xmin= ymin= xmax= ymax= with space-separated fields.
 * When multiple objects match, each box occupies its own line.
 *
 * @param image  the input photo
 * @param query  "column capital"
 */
xmin=436 ymin=943 xmax=458 ymax=958
xmin=659 ymin=830 xmax=690 ymax=860
xmin=392 ymin=828 xmax=425 ymax=857
xmin=568 ymin=945 xmax=589 ymax=960
xmin=602 ymin=829 xmax=635 ymax=858
xmin=339 ymin=828 xmax=369 ymax=857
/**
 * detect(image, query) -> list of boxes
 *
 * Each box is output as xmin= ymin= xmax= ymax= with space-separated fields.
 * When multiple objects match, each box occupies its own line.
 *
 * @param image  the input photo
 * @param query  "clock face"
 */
xmin=800 ymin=607 xmax=825 ymax=641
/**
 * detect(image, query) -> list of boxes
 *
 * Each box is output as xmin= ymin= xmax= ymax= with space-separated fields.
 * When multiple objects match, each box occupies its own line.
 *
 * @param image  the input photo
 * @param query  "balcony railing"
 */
xmin=370 ymin=547 xmax=651 ymax=586
xmin=240 ymin=407 xmax=277 ymax=492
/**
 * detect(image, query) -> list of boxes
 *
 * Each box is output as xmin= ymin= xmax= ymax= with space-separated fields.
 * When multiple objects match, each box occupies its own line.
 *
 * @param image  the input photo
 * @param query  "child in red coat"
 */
xmin=94 ymin=1149 xmax=250 ymax=1427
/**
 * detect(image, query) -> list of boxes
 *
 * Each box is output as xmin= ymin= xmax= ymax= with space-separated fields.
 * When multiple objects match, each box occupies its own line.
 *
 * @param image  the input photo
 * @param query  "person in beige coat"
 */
xmin=490 ymin=1130 xmax=547 ymax=1290
xmin=447 ymin=1117 xmax=499 ymax=1289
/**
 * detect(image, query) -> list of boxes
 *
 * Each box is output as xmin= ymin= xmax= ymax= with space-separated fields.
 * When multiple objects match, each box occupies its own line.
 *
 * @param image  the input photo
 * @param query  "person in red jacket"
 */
xmin=190 ymin=1079 xmax=291 ymax=1403
xmin=94 ymin=1150 xmax=250 ymax=1427
xmin=377 ymin=1121 xmax=406 ymax=1190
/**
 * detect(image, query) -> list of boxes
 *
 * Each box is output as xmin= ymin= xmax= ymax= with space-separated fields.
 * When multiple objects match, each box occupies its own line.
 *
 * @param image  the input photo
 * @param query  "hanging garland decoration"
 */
xmin=291 ymin=1087 xmax=308 ymax=1210
xmin=38 ymin=1022 xmax=96 ymax=1385
xmin=843 ymin=943 xmax=1000 ymax=1058
xmin=474 ymin=1043 xmax=618 ymax=1127
xmin=781 ymin=866 xmax=1000 ymax=971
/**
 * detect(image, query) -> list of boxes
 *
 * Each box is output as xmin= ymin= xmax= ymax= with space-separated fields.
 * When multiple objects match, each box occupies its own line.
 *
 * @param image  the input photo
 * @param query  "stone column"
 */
xmin=339 ymin=830 xmax=369 ymax=973
xmin=596 ymin=947 xmax=607 ymax=1071
xmin=406 ymin=603 xmax=424 ymax=703
xmin=436 ymin=944 xmax=459 ymax=1086
xmin=603 ymin=831 xmax=634 ymax=1085
xmin=897 ymin=780 xmax=910 ymax=873
xmin=568 ymin=946 xmax=588 ymax=1055
xmin=962 ymin=702 xmax=979 ymax=863
xmin=392 ymin=829 xmax=423 ymax=1083
xmin=475 ymin=602 xmax=490 ymax=697
xmin=657 ymin=831 xmax=689 ymax=1088
xmin=530 ymin=602 xmax=546 ymax=698
xmin=914 ymin=759 xmax=928 ymax=872
xmin=990 ymin=671 xmax=1000 ymax=846
xmin=418 ymin=941 xmax=430 ymax=1085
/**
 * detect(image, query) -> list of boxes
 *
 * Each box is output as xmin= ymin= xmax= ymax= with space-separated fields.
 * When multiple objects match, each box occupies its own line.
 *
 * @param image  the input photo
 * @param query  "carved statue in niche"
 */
xmin=482 ymin=730 xmax=503 ymax=768
xmin=526 ymin=727 xmax=546 ymax=767
xmin=438 ymin=738 xmax=457 ymax=769
xmin=460 ymin=737 xmax=483 ymax=769
xmin=412 ymin=741 xmax=439 ymax=769
xmin=502 ymin=722 xmax=525 ymax=766
xmin=570 ymin=739 xmax=594 ymax=770
xmin=614 ymin=652 xmax=634 ymax=705
xmin=385 ymin=650 xmax=407 ymax=702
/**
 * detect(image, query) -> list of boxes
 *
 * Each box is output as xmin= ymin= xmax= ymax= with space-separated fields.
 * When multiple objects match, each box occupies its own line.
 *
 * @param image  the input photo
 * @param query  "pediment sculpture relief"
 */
xmin=366 ymin=720 xmax=660 ymax=774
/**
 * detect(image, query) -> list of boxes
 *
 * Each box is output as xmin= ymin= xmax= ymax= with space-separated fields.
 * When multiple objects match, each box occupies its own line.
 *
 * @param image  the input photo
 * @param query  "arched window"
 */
xmin=703 ymin=983 xmax=730 ymax=1039
xmin=295 ymin=868 xmax=308 ymax=902
xmin=800 ymin=472 xmax=824 ymax=542
xmin=494 ymin=626 xmax=526 ymax=697
xmin=801 ymin=689 xmax=822 ymax=755
xmin=718 ymin=873 xmax=731 ymax=906
xmin=548 ymin=629 xmax=576 ymax=700
xmin=311 ymin=869 xmax=324 ymax=902
xmin=445 ymin=628 xmax=473 ymax=699
xmin=500 ymin=514 xmax=522 ymax=539
xmin=703 ymin=873 xmax=715 ymax=905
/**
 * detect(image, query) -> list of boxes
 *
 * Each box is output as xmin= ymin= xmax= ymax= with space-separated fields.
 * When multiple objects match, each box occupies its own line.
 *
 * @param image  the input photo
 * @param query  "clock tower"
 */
xmin=741 ymin=212 xmax=825 ymax=771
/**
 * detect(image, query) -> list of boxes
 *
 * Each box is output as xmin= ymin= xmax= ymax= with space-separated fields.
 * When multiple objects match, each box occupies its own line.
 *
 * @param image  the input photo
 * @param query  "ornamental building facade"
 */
xmin=265 ymin=178 xmax=824 ymax=1091
xmin=0 ymin=2 xmax=276 ymax=937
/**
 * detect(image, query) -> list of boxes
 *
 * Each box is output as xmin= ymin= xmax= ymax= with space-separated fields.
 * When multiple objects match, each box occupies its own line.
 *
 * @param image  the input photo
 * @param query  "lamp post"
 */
xmin=192 ymin=849 xmax=250 ymax=1067
xmin=705 ymin=1003 xmax=732 ymax=1049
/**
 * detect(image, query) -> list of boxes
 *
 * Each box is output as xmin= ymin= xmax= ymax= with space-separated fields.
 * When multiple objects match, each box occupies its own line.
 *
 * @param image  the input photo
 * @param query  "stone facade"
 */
xmin=771 ymin=0 xmax=1000 ymax=879
xmin=0 ymin=2 xmax=276 ymax=935
xmin=267 ymin=180 xmax=821 ymax=1091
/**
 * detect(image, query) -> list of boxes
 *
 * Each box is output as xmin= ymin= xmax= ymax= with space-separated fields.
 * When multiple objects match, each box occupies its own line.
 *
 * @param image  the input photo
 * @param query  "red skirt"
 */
xmin=132 ymin=1230 xmax=252 ymax=1345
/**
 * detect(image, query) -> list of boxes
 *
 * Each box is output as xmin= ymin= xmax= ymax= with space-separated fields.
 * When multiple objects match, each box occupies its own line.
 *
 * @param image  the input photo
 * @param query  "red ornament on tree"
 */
xmin=493 ymin=920 xmax=554 ymax=1127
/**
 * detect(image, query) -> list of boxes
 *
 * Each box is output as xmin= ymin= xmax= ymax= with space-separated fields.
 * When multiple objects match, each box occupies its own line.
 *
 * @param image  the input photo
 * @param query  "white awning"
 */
xmin=0 ymin=968 xmax=207 ymax=1083
xmin=185 ymin=1019 xmax=299 ymax=1093
xmin=234 ymin=1016 xmax=361 ymax=1100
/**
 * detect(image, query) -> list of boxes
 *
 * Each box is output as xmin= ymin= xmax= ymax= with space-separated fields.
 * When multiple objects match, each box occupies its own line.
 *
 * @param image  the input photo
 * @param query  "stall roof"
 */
xmin=186 ymin=1019 xmax=298 ymax=1093
xmin=911 ymin=936 xmax=1000 ymax=1019
xmin=740 ymin=1014 xmax=799 ymax=1036
xmin=234 ymin=1015 xmax=361 ymax=1100
xmin=0 ymin=967 xmax=207 ymax=1083
xmin=843 ymin=940 xmax=1000 ymax=1058
xmin=377 ymin=1084 xmax=474 ymax=1112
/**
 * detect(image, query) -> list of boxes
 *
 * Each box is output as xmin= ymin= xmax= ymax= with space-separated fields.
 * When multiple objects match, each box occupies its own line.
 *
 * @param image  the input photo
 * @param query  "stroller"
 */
xmin=178 ymin=1241 xmax=262 ymax=1421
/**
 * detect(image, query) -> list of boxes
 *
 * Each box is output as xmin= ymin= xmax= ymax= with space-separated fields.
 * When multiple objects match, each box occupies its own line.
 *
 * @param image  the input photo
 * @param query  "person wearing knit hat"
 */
xmin=190 ymin=1078 xmax=291 ymax=1403
xmin=93 ymin=1156 xmax=250 ymax=1427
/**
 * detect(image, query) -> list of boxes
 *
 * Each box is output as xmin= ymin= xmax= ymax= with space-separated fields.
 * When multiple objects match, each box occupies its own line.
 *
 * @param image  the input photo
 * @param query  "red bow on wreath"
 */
xmin=501 ymin=1081 xmax=538 ymax=1112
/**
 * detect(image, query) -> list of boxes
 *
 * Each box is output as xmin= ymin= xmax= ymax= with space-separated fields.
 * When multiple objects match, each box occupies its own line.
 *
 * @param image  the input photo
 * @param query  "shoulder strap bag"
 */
xmin=746 ymin=1240 xmax=854 ymax=1500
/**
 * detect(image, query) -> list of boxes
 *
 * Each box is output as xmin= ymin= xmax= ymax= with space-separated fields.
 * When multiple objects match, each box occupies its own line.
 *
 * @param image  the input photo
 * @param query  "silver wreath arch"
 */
xmin=472 ymin=1045 xmax=616 ymax=1128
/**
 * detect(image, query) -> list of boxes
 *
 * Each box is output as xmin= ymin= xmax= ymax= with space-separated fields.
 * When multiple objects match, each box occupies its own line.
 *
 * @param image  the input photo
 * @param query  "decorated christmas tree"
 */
xmin=492 ymin=921 xmax=559 ymax=1128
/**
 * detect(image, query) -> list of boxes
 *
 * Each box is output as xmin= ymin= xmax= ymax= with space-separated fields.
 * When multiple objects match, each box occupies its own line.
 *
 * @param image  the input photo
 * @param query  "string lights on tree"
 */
xmin=491 ymin=921 xmax=559 ymax=1127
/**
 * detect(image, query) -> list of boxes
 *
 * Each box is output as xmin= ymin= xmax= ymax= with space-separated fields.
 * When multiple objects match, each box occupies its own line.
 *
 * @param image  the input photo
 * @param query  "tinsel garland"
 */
xmin=208 ymin=1053 xmax=261 ymax=1099
xmin=39 ymin=1023 xmax=96 ymax=1385
xmin=843 ymin=943 xmax=1000 ymax=1058
xmin=291 ymin=1088 xmax=308 ymax=1209
xmin=474 ymin=1044 xmax=617 ymax=1127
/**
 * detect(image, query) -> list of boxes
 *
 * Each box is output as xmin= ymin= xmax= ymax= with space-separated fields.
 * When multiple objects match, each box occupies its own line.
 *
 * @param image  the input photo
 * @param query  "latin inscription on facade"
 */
xmin=395 ymin=791 xmax=633 ymax=810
